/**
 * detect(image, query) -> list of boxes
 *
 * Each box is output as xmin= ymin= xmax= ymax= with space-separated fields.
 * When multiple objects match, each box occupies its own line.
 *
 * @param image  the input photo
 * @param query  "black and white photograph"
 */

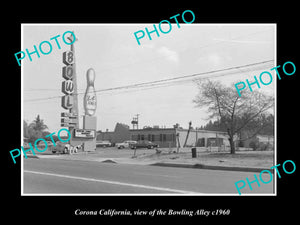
xmin=21 ymin=23 xmax=276 ymax=195
xmin=4 ymin=5 xmax=298 ymax=224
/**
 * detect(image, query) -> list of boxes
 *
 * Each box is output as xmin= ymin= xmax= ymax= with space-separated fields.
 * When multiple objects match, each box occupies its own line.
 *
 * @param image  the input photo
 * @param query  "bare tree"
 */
xmin=193 ymin=80 xmax=274 ymax=154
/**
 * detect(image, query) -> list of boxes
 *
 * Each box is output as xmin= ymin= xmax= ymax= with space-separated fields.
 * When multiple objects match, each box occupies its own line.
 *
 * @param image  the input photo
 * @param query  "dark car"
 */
xmin=130 ymin=140 xmax=159 ymax=149
xmin=96 ymin=140 xmax=112 ymax=147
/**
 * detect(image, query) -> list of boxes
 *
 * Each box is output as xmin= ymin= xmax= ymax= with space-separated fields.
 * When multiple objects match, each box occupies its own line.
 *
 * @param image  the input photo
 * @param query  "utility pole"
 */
xmin=136 ymin=114 xmax=139 ymax=129
xmin=195 ymin=127 xmax=198 ymax=147
xmin=216 ymin=130 xmax=219 ymax=152
xmin=176 ymin=133 xmax=180 ymax=153
xmin=131 ymin=114 xmax=140 ymax=129
xmin=183 ymin=121 xmax=192 ymax=147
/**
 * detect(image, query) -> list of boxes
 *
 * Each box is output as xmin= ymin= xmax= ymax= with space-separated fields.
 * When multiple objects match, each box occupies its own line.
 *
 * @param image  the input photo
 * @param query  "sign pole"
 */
xmin=61 ymin=31 xmax=79 ymax=145
xmin=69 ymin=32 xmax=79 ymax=136
xmin=60 ymin=31 xmax=97 ymax=151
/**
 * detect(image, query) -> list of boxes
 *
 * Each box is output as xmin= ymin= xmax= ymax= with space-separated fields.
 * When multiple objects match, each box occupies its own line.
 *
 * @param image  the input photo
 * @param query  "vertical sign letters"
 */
xmin=61 ymin=50 xmax=74 ymax=110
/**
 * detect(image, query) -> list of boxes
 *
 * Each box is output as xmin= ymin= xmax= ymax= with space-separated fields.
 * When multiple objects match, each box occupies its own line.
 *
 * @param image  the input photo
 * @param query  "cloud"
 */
xmin=207 ymin=53 xmax=222 ymax=66
xmin=157 ymin=46 xmax=179 ymax=63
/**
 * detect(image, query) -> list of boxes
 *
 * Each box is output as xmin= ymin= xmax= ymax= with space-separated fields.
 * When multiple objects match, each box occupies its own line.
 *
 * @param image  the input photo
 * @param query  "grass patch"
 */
xmin=136 ymin=149 xmax=274 ymax=168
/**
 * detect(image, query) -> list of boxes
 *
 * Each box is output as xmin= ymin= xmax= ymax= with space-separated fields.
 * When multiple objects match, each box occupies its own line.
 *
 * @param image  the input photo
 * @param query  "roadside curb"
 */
xmin=150 ymin=162 xmax=274 ymax=173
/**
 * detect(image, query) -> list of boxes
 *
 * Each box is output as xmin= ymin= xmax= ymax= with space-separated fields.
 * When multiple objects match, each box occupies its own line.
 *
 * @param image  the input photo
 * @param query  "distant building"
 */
xmin=242 ymin=134 xmax=274 ymax=150
xmin=130 ymin=127 xmax=229 ymax=148
xmin=97 ymin=123 xmax=130 ymax=144
xmin=97 ymin=123 xmax=229 ymax=148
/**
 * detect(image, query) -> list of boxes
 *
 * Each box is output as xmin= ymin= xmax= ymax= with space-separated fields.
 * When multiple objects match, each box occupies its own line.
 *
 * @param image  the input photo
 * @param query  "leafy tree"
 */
xmin=25 ymin=115 xmax=49 ymax=144
xmin=237 ymin=113 xmax=274 ymax=140
xmin=193 ymin=80 xmax=274 ymax=154
xmin=23 ymin=120 xmax=29 ymax=138
xmin=29 ymin=115 xmax=48 ymax=132
xmin=201 ymin=119 xmax=227 ymax=132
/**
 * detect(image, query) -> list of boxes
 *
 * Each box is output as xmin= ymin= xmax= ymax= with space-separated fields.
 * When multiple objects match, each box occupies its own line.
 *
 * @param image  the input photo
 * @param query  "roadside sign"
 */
xmin=61 ymin=112 xmax=78 ymax=117
xmin=74 ymin=129 xmax=95 ymax=138
xmin=61 ymin=123 xmax=76 ymax=128
xmin=61 ymin=95 xmax=74 ymax=109
xmin=63 ymin=51 xmax=74 ymax=65
xmin=62 ymin=65 xmax=74 ymax=80
xmin=62 ymin=80 xmax=75 ymax=95
xmin=61 ymin=118 xmax=77 ymax=124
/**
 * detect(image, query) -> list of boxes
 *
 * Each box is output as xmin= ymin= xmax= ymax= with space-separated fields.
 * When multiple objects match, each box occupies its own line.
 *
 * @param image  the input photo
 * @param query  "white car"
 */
xmin=52 ymin=141 xmax=68 ymax=154
xmin=115 ymin=140 xmax=137 ymax=149
xmin=52 ymin=141 xmax=82 ymax=154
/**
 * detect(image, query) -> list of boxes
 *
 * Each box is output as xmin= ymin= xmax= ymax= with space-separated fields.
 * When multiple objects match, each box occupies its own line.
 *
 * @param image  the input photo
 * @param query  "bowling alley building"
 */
xmin=97 ymin=123 xmax=229 ymax=148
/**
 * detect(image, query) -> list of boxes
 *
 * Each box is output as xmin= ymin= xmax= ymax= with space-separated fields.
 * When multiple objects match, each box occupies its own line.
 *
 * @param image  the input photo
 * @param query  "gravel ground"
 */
xmin=134 ymin=149 xmax=275 ymax=168
xmin=32 ymin=146 xmax=275 ymax=168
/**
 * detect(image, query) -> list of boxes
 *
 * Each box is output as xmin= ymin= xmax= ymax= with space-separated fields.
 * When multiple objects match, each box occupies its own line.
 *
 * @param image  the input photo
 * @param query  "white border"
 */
xmin=21 ymin=23 xmax=277 ymax=196
xmin=21 ymin=24 xmax=24 ymax=195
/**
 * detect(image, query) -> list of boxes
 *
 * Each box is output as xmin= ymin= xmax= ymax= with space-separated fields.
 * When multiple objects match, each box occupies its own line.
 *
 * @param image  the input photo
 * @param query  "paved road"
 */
xmin=23 ymin=158 xmax=274 ymax=195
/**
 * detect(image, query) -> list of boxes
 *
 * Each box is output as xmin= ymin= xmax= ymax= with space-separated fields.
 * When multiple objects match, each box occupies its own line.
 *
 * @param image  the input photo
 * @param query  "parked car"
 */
xmin=52 ymin=141 xmax=68 ymax=154
xmin=52 ymin=141 xmax=82 ymax=154
xmin=23 ymin=142 xmax=30 ymax=149
xmin=115 ymin=140 xmax=137 ymax=149
xmin=129 ymin=140 xmax=159 ymax=149
xmin=96 ymin=140 xmax=112 ymax=147
xmin=36 ymin=140 xmax=54 ymax=151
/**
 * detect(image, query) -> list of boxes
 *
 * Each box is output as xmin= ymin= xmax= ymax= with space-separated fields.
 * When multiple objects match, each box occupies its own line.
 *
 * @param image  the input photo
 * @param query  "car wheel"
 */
xmin=52 ymin=151 xmax=56 ymax=154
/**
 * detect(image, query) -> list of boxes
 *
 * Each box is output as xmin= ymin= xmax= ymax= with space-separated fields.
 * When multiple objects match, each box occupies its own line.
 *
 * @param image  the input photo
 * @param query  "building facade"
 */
xmin=97 ymin=123 xmax=130 ymax=144
xmin=97 ymin=124 xmax=229 ymax=148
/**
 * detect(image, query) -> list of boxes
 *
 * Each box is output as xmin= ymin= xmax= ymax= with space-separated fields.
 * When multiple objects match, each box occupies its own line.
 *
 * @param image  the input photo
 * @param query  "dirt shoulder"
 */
xmin=134 ymin=149 xmax=274 ymax=169
xmin=33 ymin=147 xmax=274 ymax=169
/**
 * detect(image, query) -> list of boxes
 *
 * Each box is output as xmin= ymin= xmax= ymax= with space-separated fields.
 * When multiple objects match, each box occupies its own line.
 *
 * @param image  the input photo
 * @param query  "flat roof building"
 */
xmin=97 ymin=123 xmax=229 ymax=148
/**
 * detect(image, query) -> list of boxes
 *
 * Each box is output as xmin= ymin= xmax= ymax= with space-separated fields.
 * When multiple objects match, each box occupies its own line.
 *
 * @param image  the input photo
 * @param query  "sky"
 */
xmin=22 ymin=24 xmax=275 ymax=133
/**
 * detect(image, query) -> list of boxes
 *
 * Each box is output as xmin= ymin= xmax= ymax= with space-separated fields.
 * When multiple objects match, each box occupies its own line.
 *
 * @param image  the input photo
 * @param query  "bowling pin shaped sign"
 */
xmin=84 ymin=68 xmax=97 ymax=116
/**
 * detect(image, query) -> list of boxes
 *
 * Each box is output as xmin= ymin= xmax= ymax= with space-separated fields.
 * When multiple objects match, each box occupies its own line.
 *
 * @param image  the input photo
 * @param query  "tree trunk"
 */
xmin=227 ymin=128 xmax=236 ymax=154
xmin=228 ymin=136 xmax=235 ymax=154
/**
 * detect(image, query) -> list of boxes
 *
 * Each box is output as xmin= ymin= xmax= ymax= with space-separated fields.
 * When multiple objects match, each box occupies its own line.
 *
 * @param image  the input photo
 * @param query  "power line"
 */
xmin=24 ymin=28 xmax=274 ymax=96
xmin=24 ymin=59 xmax=274 ymax=103
xmin=93 ymin=59 xmax=274 ymax=92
